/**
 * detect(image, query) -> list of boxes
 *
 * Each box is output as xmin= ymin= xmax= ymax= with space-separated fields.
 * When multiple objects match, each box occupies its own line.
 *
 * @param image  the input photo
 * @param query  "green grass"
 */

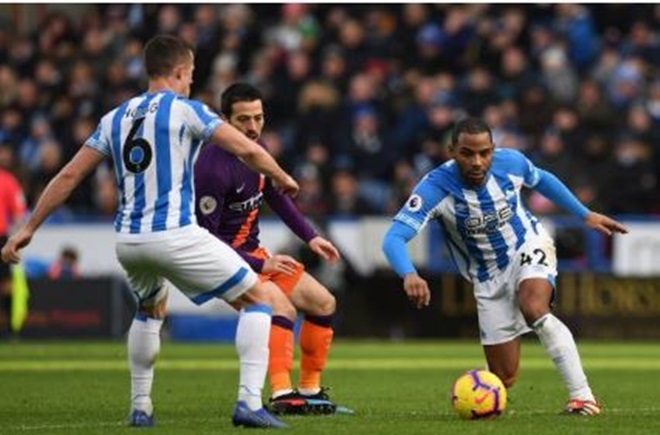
xmin=1 ymin=340 xmax=659 ymax=434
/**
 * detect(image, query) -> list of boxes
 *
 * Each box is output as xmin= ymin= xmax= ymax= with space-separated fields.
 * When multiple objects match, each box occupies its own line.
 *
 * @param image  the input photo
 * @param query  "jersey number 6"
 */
xmin=123 ymin=117 xmax=153 ymax=174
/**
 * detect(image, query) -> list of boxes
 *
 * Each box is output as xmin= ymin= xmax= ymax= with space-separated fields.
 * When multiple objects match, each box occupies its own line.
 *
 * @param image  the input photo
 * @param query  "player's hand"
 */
xmin=272 ymin=173 xmax=299 ymax=197
xmin=308 ymin=236 xmax=341 ymax=263
xmin=403 ymin=273 xmax=431 ymax=309
xmin=584 ymin=212 xmax=629 ymax=236
xmin=262 ymin=254 xmax=300 ymax=276
xmin=1 ymin=227 xmax=33 ymax=264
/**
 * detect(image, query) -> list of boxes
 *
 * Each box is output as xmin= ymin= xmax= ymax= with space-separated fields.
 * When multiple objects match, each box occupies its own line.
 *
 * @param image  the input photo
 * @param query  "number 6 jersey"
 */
xmin=84 ymin=90 xmax=221 ymax=237
xmin=394 ymin=148 xmax=549 ymax=284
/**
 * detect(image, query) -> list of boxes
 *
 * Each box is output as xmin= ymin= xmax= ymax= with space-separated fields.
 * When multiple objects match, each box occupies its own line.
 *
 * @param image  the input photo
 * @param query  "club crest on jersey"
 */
xmin=199 ymin=196 xmax=217 ymax=215
xmin=407 ymin=194 xmax=423 ymax=212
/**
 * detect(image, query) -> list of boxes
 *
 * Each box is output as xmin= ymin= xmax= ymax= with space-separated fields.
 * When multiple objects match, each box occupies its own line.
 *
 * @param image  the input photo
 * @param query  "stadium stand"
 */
xmin=0 ymin=4 xmax=657 ymax=220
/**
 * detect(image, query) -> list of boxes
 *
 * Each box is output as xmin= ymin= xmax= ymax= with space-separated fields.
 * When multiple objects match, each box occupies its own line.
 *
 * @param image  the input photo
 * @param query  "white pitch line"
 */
xmin=1 ymin=358 xmax=660 ymax=371
xmin=8 ymin=419 xmax=179 ymax=432
xmin=10 ymin=421 xmax=126 ymax=431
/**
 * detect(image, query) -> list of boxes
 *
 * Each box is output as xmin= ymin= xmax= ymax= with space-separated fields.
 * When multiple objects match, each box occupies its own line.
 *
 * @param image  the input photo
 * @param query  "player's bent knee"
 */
xmin=309 ymin=291 xmax=336 ymax=317
xmin=322 ymin=293 xmax=336 ymax=316
xmin=272 ymin=291 xmax=297 ymax=320
xmin=519 ymin=279 xmax=553 ymax=324
xmin=137 ymin=297 xmax=168 ymax=320
xmin=521 ymin=306 xmax=550 ymax=326
xmin=519 ymin=296 xmax=550 ymax=325
xmin=273 ymin=303 xmax=296 ymax=320
xmin=234 ymin=281 xmax=273 ymax=308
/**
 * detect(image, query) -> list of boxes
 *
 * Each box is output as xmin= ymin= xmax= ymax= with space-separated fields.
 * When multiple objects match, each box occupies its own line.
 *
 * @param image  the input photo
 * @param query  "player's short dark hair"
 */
xmin=451 ymin=117 xmax=493 ymax=148
xmin=221 ymin=83 xmax=263 ymax=117
xmin=143 ymin=35 xmax=193 ymax=78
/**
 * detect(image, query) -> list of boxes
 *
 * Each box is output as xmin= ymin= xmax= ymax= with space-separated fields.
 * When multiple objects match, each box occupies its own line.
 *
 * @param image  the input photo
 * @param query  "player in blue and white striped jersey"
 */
xmin=1 ymin=35 xmax=294 ymax=428
xmin=85 ymin=88 xmax=220 ymax=234
xmin=382 ymin=118 xmax=628 ymax=416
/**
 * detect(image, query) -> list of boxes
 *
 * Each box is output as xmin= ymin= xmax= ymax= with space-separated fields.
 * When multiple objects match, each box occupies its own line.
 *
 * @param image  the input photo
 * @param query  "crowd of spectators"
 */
xmin=0 ymin=4 xmax=658 ymax=222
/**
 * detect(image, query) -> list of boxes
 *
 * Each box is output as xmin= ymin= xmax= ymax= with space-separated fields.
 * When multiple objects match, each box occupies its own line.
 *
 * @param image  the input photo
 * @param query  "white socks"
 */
xmin=128 ymin=316 xmax=163 ymax=415
xmin=236 ymin=304 xmax=272 ymax=410
xmin=533 ymin=313 xmax=594 ymax=401
xmin=128 ymin=304 xmax=272 ymax=414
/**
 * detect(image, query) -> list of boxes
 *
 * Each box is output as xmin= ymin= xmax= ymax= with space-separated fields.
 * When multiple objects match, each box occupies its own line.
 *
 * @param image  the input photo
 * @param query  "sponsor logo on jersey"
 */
xmin=455 ymin=203 xmax=468 ymax=212
xmin=229 ymin=192 xmax=264 ymax=213
xmin=464 ymin=205 xmax=513 ymax=235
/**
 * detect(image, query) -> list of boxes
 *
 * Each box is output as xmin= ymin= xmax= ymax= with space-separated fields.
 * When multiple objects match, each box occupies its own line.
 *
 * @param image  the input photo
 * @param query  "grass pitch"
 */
xmin=1 ymin=340 xmax=659 ymax=434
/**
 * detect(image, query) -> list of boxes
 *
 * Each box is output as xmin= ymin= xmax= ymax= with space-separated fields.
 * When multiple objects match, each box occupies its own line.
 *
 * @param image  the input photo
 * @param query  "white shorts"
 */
xmin=474 ymin=233 xmax=558 ymax=346
xmin=115 ymin=225 xmax=258 ymax=306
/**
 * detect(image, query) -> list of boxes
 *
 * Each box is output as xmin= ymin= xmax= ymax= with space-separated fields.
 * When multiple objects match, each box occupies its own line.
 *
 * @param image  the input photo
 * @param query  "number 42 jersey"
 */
xmin=84 ymin=90 xmax=221 ymax=237
xmin=394 ymin=148 xmax=549 ymax=284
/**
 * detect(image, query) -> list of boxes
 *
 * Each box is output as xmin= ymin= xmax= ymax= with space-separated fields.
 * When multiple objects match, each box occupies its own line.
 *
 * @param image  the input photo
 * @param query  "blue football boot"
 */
xmin=232 ymin=400 xmax=288 ymax=428
xmin=128 ymin=409 xmax=155 ymax=427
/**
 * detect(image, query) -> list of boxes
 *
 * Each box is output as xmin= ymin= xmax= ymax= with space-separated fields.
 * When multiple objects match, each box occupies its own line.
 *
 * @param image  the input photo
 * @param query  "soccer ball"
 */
xmin=451 ymin=369 xmax=507 ymax=420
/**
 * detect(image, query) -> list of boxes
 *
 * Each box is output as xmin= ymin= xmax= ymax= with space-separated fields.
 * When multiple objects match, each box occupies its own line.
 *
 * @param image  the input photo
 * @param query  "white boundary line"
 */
xmin=1 ymin=358 xmax=660 ymax=371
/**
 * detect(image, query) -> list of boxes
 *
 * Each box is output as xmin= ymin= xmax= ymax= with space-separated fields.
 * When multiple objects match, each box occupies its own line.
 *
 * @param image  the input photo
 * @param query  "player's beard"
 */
xmin=466 ymin=172 xmax=486 ymax=186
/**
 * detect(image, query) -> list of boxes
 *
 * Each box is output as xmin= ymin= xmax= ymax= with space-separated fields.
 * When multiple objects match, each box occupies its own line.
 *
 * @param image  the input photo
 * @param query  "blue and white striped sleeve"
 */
xmin=393 ymin=173 xmax=447 ymax=234
xmin=384 ymin=171 xmax=447 ymax=277
xmin=181 ymin=99 xmax=223 ymax=140
xmin=517 ymin=151 xmax=541 ymax=188
xmin=83 ymin=119 xmax=111 ymax=156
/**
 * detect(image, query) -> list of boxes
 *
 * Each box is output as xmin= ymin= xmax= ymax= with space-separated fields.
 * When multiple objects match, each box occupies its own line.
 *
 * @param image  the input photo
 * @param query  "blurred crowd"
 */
xmin=0 ymin=4 xmax=658 ymax=221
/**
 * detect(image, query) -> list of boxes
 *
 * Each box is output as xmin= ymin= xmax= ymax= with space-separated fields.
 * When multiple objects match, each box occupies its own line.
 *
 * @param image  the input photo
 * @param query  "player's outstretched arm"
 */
xmin=263 ymin=184 xmax=324 ymax=251
xmin=534 ymin=169 xmax=591 ymax=220
xmin=211 ymin=123 xmax=298 ymax=196
xmin=584 ymin=212 xmax=629 ymax=236
xmin=262 ymin=185 xmax=339 ymax=262
xmin=533 ymin=169 xmax=629 ymax=237
xmin=1 ymin=147 xmax=104 ymax=264
xmin=382 ymin=221 xmax=431 ymax=309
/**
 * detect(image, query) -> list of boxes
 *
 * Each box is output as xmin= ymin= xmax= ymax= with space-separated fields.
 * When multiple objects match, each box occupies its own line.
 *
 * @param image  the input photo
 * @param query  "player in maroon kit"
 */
xmin=195 ymin=83 xmax=346 ymax=415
